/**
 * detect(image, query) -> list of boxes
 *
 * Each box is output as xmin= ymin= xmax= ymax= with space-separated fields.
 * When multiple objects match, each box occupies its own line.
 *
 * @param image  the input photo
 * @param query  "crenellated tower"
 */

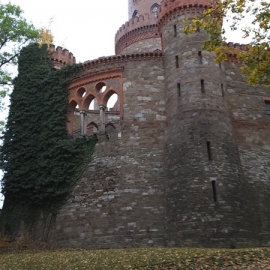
xmin=115 ymin=0 xmax=162 ymax=54
xmin=128 ymin=0 xmax=161 ymax=19
xmin=158 ymin=0 xmax=258 ymax=246
xmin=48 ymin=44 xmax=76 ymax=69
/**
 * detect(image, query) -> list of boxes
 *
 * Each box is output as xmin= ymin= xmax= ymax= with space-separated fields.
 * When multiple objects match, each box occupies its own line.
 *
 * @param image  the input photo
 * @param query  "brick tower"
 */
xmin=158 ymin=0 xmax=258 ymax=246
xmin=115 ymin=0 xmax=162 ymax=54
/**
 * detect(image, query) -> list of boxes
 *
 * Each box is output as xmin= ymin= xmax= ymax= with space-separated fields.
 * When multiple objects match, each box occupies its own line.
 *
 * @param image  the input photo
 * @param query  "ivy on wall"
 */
xmin=0 ymin=43 xmax=96 ymax=240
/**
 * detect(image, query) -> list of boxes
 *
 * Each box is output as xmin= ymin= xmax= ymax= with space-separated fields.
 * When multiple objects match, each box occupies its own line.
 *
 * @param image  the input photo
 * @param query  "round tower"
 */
xmin=159 ymin=0 xmax=258 ymax=247
xmin=128 ymin=0 xmax=162 ymax=19
xmin=115 ymin=0 xmax=162 ymax=54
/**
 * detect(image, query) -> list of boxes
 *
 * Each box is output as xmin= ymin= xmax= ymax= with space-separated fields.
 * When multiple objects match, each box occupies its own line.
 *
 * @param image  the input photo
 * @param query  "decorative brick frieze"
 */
xmin=69 ymin=68 xmax=124 ymax=90
xmin=82 ymin=52 xmax=163 ymax=70
xmin=115 ymin=24 xmax=160 ymax=54
xmin=158 ymin=0 xmax=216 ymax=28
xmin=115 ymin=14 xmax=160 ymax=54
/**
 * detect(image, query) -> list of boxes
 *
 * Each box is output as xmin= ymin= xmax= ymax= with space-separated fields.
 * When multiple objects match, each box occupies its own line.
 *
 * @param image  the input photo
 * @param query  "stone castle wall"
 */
xmin=120 ymin=38 xmax=161 ymax=54
xmin=52 ymin=56 xmax=167 ymax=248
xmin=224 ymin=61 xmax=270 ymax=246
xmin=49 ymin=0 xmax=270 ymax=249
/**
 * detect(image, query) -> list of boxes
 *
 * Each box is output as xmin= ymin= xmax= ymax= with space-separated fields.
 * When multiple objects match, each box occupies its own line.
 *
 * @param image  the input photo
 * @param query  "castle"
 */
xmin=49 ymin=0 xmax=270 ymax=248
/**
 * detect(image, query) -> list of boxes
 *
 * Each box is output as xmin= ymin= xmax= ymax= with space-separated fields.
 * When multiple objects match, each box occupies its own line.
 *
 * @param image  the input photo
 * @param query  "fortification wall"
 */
xmin=120 ymin=38 xmax=162 ymax=54
xmin=224 ymin=61 xmax=270 ymax=246
xmin=51 ymin=54 xmax=167 ymax=248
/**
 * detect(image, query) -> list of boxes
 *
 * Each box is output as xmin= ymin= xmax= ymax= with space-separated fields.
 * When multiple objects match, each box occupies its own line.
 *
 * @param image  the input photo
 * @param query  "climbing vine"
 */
xmin=0 ymin=43 xmax=96 ymax=240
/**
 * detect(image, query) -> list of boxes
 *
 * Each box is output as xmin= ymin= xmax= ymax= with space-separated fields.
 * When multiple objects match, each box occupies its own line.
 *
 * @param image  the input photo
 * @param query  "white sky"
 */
xmin=2 ymin=0 xmax=128 ymax=62
xmin=0 ymin=0 xmax=248 ymax=208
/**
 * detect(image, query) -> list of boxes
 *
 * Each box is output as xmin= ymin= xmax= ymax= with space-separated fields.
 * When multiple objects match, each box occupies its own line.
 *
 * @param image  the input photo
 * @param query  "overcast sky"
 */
xmin=0 ymin=0 xmax=248 ymax=208
xmin=3 ymin=0 xmax=128 ymax=62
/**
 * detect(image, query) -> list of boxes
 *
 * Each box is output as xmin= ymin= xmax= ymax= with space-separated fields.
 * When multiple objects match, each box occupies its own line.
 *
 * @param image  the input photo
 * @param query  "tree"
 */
xmin=0 ymin=2 xmax=38 ymax=128
xmin=184 ymin=0 xmax=270 ymax=87
xmin=0 ymin=2 xmax=38 ymax=86
xmin=0 ymin=43 xmax=96 ymax=239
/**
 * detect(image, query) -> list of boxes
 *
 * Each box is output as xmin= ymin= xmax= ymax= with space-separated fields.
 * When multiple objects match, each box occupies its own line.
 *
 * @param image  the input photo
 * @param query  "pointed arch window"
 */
xmin=132 ymin=10 xmax=139 ymax=18
xmin=151 ymin=3 xmax=159 ymax=18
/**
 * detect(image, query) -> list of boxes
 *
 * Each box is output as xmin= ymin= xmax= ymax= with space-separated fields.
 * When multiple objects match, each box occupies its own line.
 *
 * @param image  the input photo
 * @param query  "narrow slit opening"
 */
xmin=207 ymin=140 xmax=212 ymax=160
xmin=221 ymin=83 xmax=224 ymax=97
xmin=198 ymin=51 xmax=202 ymax=64
xmin=211 ymin=180 xmax=217 ymax=202
xmin=175 ymin=55 xmax=179 ymax=68
xmin=177 ymin=83 xmax=181 ymax=97
xmin=174 ymin=25 xmax=177 ymax=37
xmin=201 ymin=79 xmax=205 ymax=93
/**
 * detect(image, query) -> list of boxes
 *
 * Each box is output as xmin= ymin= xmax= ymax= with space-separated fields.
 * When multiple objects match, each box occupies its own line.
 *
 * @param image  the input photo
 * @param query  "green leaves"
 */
xmin=0 ymin=2 xmax=39 ymax=130
xmin=0 ymin=2 xmax=38 ymax=71
xmin=0 ymin=43 xmax=95 ymax=237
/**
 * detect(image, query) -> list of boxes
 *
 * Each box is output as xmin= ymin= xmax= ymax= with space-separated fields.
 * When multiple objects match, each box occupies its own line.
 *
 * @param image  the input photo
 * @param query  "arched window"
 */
xmin=105 ymin=123 xmax=116 ymax=134
xmin=151 ymin=3 xmax=159 ymax=18
xmin=132 ymin=10 xmax=139 ymax=18
xmin=86 ymin=122 xmax=98 ymax=135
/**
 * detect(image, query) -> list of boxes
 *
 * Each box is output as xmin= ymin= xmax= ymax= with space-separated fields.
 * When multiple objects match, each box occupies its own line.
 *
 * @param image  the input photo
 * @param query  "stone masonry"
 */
xmin=49 ymin=0 xmax=270 ymax=248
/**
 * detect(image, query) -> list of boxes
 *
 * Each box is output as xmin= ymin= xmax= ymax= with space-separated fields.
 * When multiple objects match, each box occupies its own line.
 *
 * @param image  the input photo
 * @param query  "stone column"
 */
xmin=99 ymin=104 xmax=106 ymax=132
xmin=80 ymin=110 xmax=86 ymax=135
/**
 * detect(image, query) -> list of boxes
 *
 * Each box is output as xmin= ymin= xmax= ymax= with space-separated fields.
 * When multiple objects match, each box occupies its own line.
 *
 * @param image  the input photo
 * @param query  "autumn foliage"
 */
xmin=0 ymin=246 xmax=270 ymax=269
xmin=184 ymin=0 xmax=270 ymax=87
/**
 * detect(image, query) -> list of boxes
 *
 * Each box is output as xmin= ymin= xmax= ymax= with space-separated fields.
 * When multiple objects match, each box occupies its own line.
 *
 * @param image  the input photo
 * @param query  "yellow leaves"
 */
xmin=36 ymin=28 xmax=53 ymax=48
xmin=35 ymin=18 xmax=54 ymax=49
xmin=184 ymin=0 xmax=270 ymax=87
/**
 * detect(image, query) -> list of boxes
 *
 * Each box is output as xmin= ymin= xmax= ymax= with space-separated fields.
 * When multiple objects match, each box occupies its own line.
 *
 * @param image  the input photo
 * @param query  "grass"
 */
xmin=0 ymin=246 xmax=270 ymax=269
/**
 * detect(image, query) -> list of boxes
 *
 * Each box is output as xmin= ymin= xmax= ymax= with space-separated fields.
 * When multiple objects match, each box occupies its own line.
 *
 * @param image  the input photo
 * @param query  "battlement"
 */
xmin=48 ymin=44 xmax=76 ymax=69
xmin=115 ymin=13 xmax=158 ymax=43
xmin=115 ymin=14 xmax=160 ymax=54
xmin=226 ymin=42 xmax=249 ymax=51
xmin=225 ymin=42 xmax=249 ymax=63
xmin=81 ymin=51 xmax=163 ymax=72
xmin=159 ymin=0 xmax=216 ymax=25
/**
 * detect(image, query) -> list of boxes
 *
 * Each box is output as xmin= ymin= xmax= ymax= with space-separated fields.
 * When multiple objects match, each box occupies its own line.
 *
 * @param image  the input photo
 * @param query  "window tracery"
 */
xmin=151 ymin=3 xmax=159 ymax=18
xmin=132 ymin=10 xmax=139 ymax=18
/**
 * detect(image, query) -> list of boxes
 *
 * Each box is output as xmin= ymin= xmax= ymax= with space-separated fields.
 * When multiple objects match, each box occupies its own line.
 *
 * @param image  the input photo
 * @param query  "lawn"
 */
xmin=0 ymin=246 xmax=270 ymax=269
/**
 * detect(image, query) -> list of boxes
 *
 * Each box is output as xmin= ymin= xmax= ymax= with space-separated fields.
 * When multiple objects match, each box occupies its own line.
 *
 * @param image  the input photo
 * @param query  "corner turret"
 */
xmin=115 ymin=0 xmax=162 ymax=54
xmin=49 ymin=44 xmax=76 ymax=69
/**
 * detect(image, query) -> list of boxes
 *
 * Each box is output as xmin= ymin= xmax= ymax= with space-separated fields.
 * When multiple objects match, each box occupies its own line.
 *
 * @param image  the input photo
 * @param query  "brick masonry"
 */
xmin=48 ymin=0 xmax=270 ymax=248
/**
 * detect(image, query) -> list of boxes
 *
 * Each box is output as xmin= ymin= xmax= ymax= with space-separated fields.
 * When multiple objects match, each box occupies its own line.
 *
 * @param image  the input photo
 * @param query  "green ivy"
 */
xmin=0 ymin=43 xmax=96 ymax=239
